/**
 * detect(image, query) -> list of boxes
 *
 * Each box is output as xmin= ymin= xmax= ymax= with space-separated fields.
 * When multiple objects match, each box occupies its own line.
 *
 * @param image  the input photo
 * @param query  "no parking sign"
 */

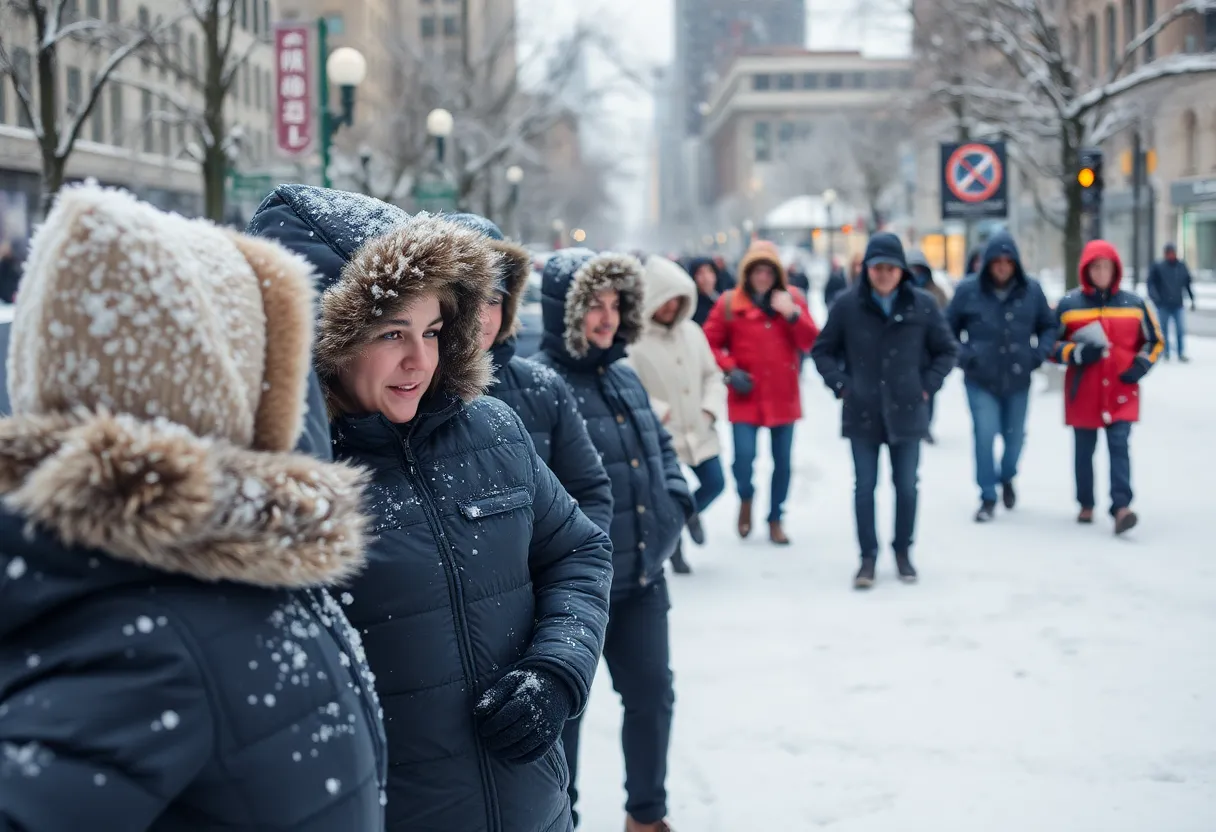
xmin=940 ymin=141 xmax=1008 ymax=220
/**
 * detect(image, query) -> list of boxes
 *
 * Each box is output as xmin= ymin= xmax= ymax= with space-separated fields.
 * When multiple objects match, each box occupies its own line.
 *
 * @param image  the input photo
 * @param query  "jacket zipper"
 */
xmin=394 ymin=422 xmax=501 ymax=832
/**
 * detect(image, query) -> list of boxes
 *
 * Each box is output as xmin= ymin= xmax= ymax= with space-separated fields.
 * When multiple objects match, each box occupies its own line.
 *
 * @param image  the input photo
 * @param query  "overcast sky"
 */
xmin=518 ymin=0 xmax=912 ymax=241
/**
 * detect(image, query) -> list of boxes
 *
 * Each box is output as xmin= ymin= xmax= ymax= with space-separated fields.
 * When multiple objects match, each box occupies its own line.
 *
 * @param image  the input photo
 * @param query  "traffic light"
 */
xmin=1078 ymin=147 xmax=1103 ymax=211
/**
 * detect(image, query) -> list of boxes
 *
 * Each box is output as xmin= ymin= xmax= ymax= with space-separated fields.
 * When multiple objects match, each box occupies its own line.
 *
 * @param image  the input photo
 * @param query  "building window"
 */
xmin=1085 ymin=14 xmax=1097 ymax=77
xmin=86 ymin=0 xmax=100 ymax=18
xmin=109 ymin=84 xmax=123 ymax=145
xmin=242 ymin=63 xmax=250 ymax=104
xmin=66 ymin=66 xmax=82 ymax=119
xmin=754 ymin=121 xmax=772 ymax=162
xmin=0 ymin=75 xmax=6 ymax=125
xmin=106 ymin=0 xmax=119 ymax=22
xmin=752 ymin=73 xmax=771 ymax=91
xmin=160 ymin=95 xmax=171 ymax=156
xmin=176 ymin=114 xmax=185 ymax=150
xmin=873 ymin=70 xmax=892 ymax=89
xmin=852 ymin=71 xmax=867 ymax=88
xmin=826 ymin=72 xmax=844 ymax=89
xmin=251 ymin=0 xmax=260 ymax=34
xmin=253 ymin=66 xmax=261 ymax=109
xmin=1105 ymin=5 xmax=1117 ymax=74
xmin=64 ymin=0 xmax=78 ymax=21
xmin=777 ymin=121 xmax=797 ymax=153
xmin=776 ymin=73 xmax=794 ymax=90
xmin=1184 ymin=109 xmax=1198 ymax=173
xmin=188 ymin=33 xmax=198 ymax=75
xmin=262 ymin=0 xmax=270 ymax=32
xmin=1124 ymin=0 xmax=1137 ymax=67
xmin=442 ymin=15 xmax=459 ymax=36
xmin=13 ymin=48 xmax=32 ymax=128
xmin=240 ymin=0 xmax=248 ymax=29
xmin=89 ymin=72 xmax=103 ymax=141
xmin=1143 ymin=0 xmax=1156 ymax=61
xmin=142 ymin=89 xmax=153 ymax=152
xmin=801 ymin=72 xmax=819 ymax=89
xmin=137 ymin=6 xmax=149 ymax=67
xmin=421 ymin=16 xmax=436 ymax=37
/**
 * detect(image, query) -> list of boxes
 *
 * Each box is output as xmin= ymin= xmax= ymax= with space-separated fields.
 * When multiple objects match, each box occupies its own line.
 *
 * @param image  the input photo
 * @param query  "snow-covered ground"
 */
xmin=576 ymin=341 xmax=1216 ymax=830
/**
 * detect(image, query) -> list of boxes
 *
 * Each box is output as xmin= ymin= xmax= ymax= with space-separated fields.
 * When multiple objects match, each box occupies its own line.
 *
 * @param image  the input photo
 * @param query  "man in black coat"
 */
xmin=452 ymin=213 xmax=614 ymax=533
xmin=532 ymin=248 xmax=693 ymax=832
xmin=1146 ymin=242 xmax=1197 ymax=362
xmin=811 ymin=232 xmax=958 ymax=590
xmin=947 ymin=230 xmax=1056 ymax=521
xmin=686 ymin=256 xmax=720 ymax=326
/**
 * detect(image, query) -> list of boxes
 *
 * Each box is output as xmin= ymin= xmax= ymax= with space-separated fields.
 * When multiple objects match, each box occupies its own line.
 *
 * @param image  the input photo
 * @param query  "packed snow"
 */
xmin=575 ymin=339 xmax=1216 ymax=830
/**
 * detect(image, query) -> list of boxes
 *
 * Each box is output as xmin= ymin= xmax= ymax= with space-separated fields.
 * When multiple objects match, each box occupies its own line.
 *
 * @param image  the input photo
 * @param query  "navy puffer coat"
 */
xmin=316 ymin=214 xmax=613 ymax=832
xmin=532 ymin=249 xmax=693 ymax=599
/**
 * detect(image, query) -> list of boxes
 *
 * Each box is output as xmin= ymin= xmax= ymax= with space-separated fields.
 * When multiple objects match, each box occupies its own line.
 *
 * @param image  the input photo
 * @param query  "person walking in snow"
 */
xmin=946 ymin=231 xmax=1057 ymax=522
xmin=824 ymin=257 xmax=850 ymax=308
xmin=702 ymin=240 xmax=819 ymax=545
xmin=255 ymin=190 xmax=613 ymax=832
xmin=686 ymin=256 xmax=721 ymax=326
xmin=628 ymin=254 xmax=729 ymax=574
xmin=533 ymin=249 xmax=693 ymax=832
xmin=0 ymin=185 xmax=386 ymax=830
xmin=1147 ymin=242 xmax=1196 ymax=362
xmin=1050 ymin=240 xmax=1162 ymax=534
xmin=811 ymin=232 xmax=957 ymax=589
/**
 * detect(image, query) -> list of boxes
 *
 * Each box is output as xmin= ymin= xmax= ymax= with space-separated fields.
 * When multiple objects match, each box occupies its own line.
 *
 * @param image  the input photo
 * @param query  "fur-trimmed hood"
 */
xmin=446 ymin=213 xmax=531 ymax=346
xmin=539 ymin=248 xmax=645 ymax=363
xmin=0 ymin=409 xmax=369 ymax=597
xmin=315 ymin=213 xmax=498 ymax=410
xmin=737 ymin=242 xmax=789 ymax=294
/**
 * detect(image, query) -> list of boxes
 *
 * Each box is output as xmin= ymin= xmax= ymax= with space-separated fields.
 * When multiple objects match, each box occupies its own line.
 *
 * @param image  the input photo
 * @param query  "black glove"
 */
xmin=1119 ymin=355 xmax=1152 ymax=385
xmin=1069 ymin=343 xmax=1104 ymax=366
xmin=726 ymin=369 xmax=754 ymax=395
xmin=474 ymin=667 xmax=572 ymax=763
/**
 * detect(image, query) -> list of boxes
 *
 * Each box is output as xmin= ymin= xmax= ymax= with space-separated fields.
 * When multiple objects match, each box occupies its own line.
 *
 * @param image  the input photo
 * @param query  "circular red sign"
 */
xmin=946 ymin=143 xmax=1003 ymax=203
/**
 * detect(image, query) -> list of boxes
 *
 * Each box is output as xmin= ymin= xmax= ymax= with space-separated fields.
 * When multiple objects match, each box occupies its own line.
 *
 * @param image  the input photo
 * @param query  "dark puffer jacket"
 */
xmin=316 ymin=215 xmax=613 ymax=832
xmin=811 ymin=234 xmax=958 ymax=445
xmin=448 ymin=214 xmax=613 ymax=533
xmin=946 ymin=231 xmax=1056 ymax=397
xmin=0 ymin=413 xmax=385 ymax=831
xmin=532 ymin=249 xmax=693 ymax=599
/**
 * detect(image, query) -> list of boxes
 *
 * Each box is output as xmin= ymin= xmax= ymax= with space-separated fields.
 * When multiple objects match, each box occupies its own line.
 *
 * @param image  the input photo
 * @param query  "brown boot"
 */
xmin=1077 ymin=507 xmax=1094 ymax=524
xmin=768 ymin=520 xmax=790 ymax=546
xmin=1114 ymin=507 xmax=1138 ymax=535
xmin=737 ymin=499 xmax=753 ymax=538
xmin=625 ymin=817 xmax=674 ymax=832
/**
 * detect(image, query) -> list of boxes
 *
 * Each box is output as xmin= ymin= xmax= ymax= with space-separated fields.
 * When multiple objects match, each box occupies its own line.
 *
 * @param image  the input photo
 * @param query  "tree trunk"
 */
xmin=202 ymin=143 xmax=227 ymax=222
xmin=1061 ymin=124 xmax=1083 ymax=291
xmin=39 ymin=154 xmax=66 ymax=218
xmin=201 ymin=1 xmax=227 ymax=222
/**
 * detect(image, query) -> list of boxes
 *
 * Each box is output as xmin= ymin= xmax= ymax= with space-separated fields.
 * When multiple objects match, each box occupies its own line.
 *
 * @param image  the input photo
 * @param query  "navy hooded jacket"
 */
xmin=946 ymin=231 xmax=1056 ymax=397
xmin=532 ymin=249 xmax=693 ymax=599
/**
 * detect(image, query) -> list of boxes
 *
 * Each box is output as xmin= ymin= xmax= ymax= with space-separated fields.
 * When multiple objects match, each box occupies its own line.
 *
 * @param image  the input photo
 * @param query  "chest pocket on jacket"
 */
xmin=458 ymin=486 xmax=533 ymax=521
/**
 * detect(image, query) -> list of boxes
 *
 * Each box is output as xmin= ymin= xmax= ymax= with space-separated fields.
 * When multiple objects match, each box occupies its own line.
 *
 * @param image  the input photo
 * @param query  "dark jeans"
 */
xmin=1158 ymin=305 xmax=1186 ymax=358
xmin=851 ymin=438 xmax=921 ymax=556
xmin=1074 ymin=421 xmax=1133 ymax=513
xmin=965 ymin=382 xmax=1030 ymax=503
xmin=690 ymin=455 xmax=725 ymax=513
xmin=562 ymin=580 xmax=674 ymax=826
xmin=731 ymin=422 xmax=795 ymax=522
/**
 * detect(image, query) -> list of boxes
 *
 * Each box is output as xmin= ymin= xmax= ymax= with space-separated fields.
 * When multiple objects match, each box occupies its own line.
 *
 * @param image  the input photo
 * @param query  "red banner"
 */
xmin=274 ymin=24 xmax=313 ymax=157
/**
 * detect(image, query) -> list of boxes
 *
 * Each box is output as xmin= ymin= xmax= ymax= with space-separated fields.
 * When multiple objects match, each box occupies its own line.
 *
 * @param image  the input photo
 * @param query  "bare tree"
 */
xmin=0 ymin=0 xmax=160 ymax=214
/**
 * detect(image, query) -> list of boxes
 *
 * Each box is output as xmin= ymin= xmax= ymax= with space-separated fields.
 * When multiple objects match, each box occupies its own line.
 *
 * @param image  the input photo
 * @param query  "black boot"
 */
xmin=670 ymin=542 xmax=692 ymax=574
xmin=1001 ymin=480 xmax=1017 ymax=509
xmin=686 ymin=512 xmax=705 ymax=546
xmin=853 ymin=557 xmax=877 ymax=590
xmin=975 ymin=501 xmax=997 ymax=522
xmin=1114 ymin=507 xmax=1139 ymax=535
xmin=894 ymin=550 xmax=918 ymax=583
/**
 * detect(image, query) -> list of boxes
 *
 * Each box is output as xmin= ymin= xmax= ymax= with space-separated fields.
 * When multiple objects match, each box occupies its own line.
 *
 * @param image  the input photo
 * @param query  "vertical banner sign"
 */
xmin=275 ymin=24 xmax=313 ymax=157
xmin=940 ymin=141 xmax=1008 ymax=220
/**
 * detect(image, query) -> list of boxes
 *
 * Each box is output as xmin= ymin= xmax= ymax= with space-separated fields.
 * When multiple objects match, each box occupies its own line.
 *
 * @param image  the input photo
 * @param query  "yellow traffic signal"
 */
xmin=1078 ymin=168 xmax=1096 ymax=188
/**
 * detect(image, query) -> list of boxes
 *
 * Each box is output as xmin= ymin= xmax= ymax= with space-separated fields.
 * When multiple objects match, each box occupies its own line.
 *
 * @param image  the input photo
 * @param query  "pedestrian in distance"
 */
xmin=0 ymin=184 xmax=387 ymax=831
xmin=702 ymin=240 xmax=819 ymax=546
xmin=454 ymin=213 xmax=615 ymax=539
xmin=686 ymin=256 xmax=721 ymax=326
xmin=280 ymin=196 xmax=613 ymax=832
xmin=533 ymin=248 xmax=693 ymax=832
xmin=823 ymin=256 xmax=850 ymax=309
xmin=907 ymin=249 xmax=950 ymax=444
xmin=946 ymin=231 xmax=1057 ymax=522
xmin=810 ymin=232 xmax=958 ymax=589
xmin=1146 ymin=242 xmax=1196 ymax=362
xmin=628 ymin=254 xmax=730 ymax=574
xmin=1050 ymin=239 xmax=1162 ymax=534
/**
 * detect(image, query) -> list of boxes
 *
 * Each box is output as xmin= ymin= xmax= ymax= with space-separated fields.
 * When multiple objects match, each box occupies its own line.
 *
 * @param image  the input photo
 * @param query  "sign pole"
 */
xmin=318 ymin=17 xmax=331 ymax=189
xmin=1132 ymin=131 xmax=1142 ymax=290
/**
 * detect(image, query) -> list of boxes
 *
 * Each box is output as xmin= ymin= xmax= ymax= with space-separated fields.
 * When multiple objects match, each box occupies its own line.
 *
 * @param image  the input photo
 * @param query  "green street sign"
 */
xmin=413 ymin=174 xmax=457 ymax=213
xmin=227 ymin=172 xmax=275 ymax=200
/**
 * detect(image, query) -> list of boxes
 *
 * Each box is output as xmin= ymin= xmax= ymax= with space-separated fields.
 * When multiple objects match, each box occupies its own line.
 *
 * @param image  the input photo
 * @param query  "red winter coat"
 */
xmin=702 ymin=246 xmax=818 ymax=427
xmin=1050 ymin=240 xmax=1163 ymax=429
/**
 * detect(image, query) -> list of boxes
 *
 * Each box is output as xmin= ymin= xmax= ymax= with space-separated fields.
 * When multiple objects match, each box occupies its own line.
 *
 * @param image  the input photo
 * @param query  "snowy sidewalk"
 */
xmin=577 ymin=344 xmax=1216 ymax=831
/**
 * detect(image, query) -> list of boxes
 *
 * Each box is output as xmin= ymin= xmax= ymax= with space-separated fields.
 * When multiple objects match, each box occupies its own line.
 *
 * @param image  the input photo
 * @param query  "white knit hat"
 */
xmin=7 ymin=184 xmax=317 ymax=452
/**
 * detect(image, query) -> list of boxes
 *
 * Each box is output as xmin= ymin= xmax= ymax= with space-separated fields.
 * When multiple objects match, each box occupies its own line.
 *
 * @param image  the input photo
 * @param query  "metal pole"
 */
xmin=1131 ymin=131 xmax=1142 ymax=290
xmin=317 ymin=17 xmax=331 ymax=189
xmin=1147 ymin=180 xmax=1157 ymax=279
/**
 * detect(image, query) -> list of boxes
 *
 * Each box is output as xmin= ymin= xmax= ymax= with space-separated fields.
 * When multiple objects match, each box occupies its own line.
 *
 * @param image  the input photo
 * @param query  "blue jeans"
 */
xmin=850 ymin=438 xmax=921 ymax=556
xmin=690 ymin=456 xmax=725 ymax=514
xmin=1158 ymin=305 xmax=1186 ymax=358
xmin=965 ymin=382 xmax=1030 ymax=503
xmin=1074 ymin=421 xmax=1133 ymax=513
xmin=731 ymin=422 xmax=795 ymax=522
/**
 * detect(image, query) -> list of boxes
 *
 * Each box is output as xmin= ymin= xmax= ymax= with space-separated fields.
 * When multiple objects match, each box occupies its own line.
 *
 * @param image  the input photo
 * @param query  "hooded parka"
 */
xmin=532 ymin=249 xmax=693 ymax=600
xmin=314 ymin=214 xmax=613 ymax=832
xmin=0 ymin=185 xmax=385 ymax=832
xmin=449 ymin=213 xmax=614 ymax=534
xmin=627 ymin=255 xmax=725 ymax=467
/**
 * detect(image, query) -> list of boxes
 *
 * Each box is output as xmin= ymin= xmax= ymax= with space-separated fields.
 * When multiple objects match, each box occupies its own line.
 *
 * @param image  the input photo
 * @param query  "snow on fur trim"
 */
xmin=315 ymin=213 xmax=497 ymax=406
xmin=0 ymin=409 xmax=370 ymax=589
xmin=492 ymin=238 xmax=532 ymax=345
xmin=562 ymin=253 xmax=645 ymax=358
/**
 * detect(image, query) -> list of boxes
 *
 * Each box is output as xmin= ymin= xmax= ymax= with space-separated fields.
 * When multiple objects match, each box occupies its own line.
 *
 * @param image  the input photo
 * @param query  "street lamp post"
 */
xmin=413 ymin=109 xmax=457 ymax=213
xmin=426 ymin=108 xmax=454 ymax=165
xmin=822 ymin=188 xmax=838 ymax=261
xmin=317 ymin=19 xmax=367 ymax=189
xmin=505 ymin=165 xmax=523 ymax=240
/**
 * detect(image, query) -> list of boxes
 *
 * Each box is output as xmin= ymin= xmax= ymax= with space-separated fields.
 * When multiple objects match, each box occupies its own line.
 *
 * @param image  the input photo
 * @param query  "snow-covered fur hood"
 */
xmin=315 ymin=213 xmax=498 ymax=407
xmin=0 ymin=407 xmax=370 ymax=589
xmin=446 ymin=213 xmax=531 ymax=346
xmin=541 ymin=249 xmax=645 ymax=359
xmin=642 ymin=255 xmax=697 ymax=328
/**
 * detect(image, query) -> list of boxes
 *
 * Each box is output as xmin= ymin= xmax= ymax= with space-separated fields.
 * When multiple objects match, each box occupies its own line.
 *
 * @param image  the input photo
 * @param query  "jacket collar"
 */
xmin=332 ymin=392 xmax=463 ymax=459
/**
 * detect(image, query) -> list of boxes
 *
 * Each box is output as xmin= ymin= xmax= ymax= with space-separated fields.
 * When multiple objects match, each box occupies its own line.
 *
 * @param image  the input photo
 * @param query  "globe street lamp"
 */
xmin=316 ymin=21 xmax=366 ymax=189
xmin=822 ymin=188 xmax=838 ymax=260
xmin=426 ymin=108 xmax=454 ymax=164
xmin=505 ymin=165 xmax=524 ymax=239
